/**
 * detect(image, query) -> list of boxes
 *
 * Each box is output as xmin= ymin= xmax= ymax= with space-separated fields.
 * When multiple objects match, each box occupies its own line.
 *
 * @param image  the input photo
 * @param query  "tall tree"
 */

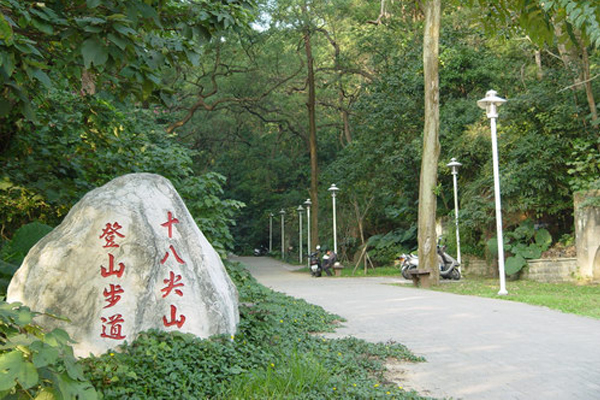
xmin=417 ymin=0 xmax=442 ymax=282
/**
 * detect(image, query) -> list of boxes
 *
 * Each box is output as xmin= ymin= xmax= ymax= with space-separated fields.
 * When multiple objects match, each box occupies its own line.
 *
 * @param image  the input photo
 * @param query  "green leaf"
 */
xmin=54 ymin=371 xmax=98 ymax=400
xmin=534 ymin=229 xmax=552 ymax=251
xmin=31 ymin=342 xmax=59 ymax=368
xmin=505 ymin=255 xmax=526 ymax=276
xmin=86 ymin=0 xmax=102 ymax=8
xmin=34 ymin=388 xmax=57 ymax=400
xmin=31 ymin=18 xmax=54 ymax=34
xmin=31 ymin=68 xmax=52 ymax=88
xmin=0 ymin=52 xmax=15 ymax=77
xmin=81 ymin=38 xmax=108 ymax=68
xmin=0 ymin=350 xmax=39 ymax=391
xmin=107 ymin=33 xmax=128 ymax=50
xmin=44 ymin=329 xmax=72 ymax=347
xmin=0 ymin=14 xmax=13 ymax=41
xmin=0 ymin=98 xmax=10 ymax=117
xmin=113 ymin=23 xmax=136 ymax=36
xmin=519 ymin=244 xmax=542 ymax=259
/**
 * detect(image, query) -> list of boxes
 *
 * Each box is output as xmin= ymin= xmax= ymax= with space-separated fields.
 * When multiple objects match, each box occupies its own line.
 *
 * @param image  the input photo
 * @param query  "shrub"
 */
xmin=0 ymin=301 xmax=97 ymax=399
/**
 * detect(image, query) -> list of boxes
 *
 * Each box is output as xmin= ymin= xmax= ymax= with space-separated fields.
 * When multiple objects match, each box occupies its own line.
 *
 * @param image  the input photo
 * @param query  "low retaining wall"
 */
xmin=521 ymin=258 xmax=579 ymax=283
xmin=462 ymin=257 xmax=580 ymax=283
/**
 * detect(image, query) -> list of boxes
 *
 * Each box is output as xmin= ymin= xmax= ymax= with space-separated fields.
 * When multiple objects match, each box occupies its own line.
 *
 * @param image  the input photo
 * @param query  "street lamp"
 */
xmin=297 ymin=205 xmax=304 ymax=264
xmin=279 ymin=209 xmax=286 ymax=257
xmin=447 ymin=158 xmax=462 ymax=267
xmin=269 ymin=213 xmax=274 ymax=253
xmin=478 ymin=89 xmax=508 ymax=295
xmin=328 ymin=184 xmax=340 ymax=254
xmin=304 ymin=198 xmax=312 ymax=267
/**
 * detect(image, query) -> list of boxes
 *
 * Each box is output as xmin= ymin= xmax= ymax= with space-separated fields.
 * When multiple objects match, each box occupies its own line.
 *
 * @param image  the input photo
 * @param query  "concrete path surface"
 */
xmin=233 ymin=256 xmax=600 ymax=400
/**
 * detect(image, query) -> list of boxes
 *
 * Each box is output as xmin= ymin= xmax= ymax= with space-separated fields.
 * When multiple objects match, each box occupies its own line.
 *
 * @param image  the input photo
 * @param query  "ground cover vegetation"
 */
xmin=1 ymin=262 xmax=427 ymax=399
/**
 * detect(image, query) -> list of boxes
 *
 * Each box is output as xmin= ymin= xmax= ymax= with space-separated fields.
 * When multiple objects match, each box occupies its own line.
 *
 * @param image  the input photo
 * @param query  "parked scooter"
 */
xmin=253 ymin=245 xmax=268 ymax=256
xmin=309 ymin=246 xmax=322 ymax=277
xmin=398 ymin=242 xmax=460 ymax=280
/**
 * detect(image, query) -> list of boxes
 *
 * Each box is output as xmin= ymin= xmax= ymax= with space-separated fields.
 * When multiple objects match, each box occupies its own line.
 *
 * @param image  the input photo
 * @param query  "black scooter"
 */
xmin=309 ymin=246 xmax=322 ymax=277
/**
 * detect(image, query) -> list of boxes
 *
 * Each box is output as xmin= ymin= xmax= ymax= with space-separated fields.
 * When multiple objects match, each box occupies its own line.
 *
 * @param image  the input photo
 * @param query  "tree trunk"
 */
xmin=580 ymin=42 xmax=598 ymax=124
xmin=534 ymin=49 xmax=543 ymax=80
xmin=418 ymin=0 xmax=441 ymax=284
xmin=303 ymin=6 xmax=319 ymax=249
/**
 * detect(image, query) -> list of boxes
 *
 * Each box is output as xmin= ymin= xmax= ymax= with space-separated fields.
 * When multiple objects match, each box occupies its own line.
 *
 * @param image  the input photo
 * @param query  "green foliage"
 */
xmin=83 ymin=262 xmax=426 ymax=399
xmin=465 ymin=0 xmax=600 ymax=48
xmin=0 ymin=221 xmax=53 ymax=265
xmin=0 ymin=301 xmax=97 ymax=399
xmin=1 ymin=90 xmax=244 ymax=255
xmin=568 ymin=136 xmax=600 ymax=193
xmin=0 ymin=0 xmax=256 ymax=122
xmin=0 ymin=178 xmax=58 ymax=240
xmin=0 ymin=260 xmax=17 ymax=298
xmin=366 ymin=228 xmax=416 ymax=266
xmin=487 ymin=220 xmax=553 ymax=276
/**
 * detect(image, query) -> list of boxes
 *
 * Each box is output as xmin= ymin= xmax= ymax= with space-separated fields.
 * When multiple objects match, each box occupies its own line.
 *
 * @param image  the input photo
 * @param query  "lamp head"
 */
xmin=328 ymin=183 xmax=340 ymax=197
xmin=447 ymin=157 xmax=462 ymax=175
xmin=477 ymin=90 xmax=506 ymax=118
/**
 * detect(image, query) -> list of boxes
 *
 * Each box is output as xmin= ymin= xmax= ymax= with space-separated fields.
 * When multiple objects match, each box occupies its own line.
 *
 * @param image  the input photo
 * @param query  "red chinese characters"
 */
xmin=101 ymin=254 xmax=125 ymax=278
xmin=161 ymin=271 xmax=184 ymax=298
xmin=163 ymin=305 xmax=186 ymax=328
xmin=159 ymin=211 xmax=187 ymax=330
xmin=103 ymin=284 xmax=124 ymax=308
xmin=101 ymin=314 xmax=126 ymax=340
xmin=99 ymin=221 xmax=126 ymax=340
xmin=100 ymin=222 xmax=125 ymax=248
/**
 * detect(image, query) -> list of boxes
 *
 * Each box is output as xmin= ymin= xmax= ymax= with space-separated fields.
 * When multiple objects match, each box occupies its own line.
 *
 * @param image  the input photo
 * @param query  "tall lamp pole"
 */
xmin=279 ymin=209 xmax=286 ymax=257
xmin=447 ymin=158 xmax=462 ymax=267
xmin=297 ymin=205 xmax=304 ymax=264
xmin=328 ymin=184 xmax=340 ymax=254
xmin=304 ymin=198 xmax=312 ymax=267
xmin=478 ymin=90 xmax=508 ymax=295
xmin=268 ymin=213 xmax=274 ymax=253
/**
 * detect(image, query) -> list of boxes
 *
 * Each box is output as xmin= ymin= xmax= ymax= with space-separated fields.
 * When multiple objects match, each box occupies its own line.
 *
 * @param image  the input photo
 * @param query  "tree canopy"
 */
xmin=1 ymin=0 xmax=599 ymax=275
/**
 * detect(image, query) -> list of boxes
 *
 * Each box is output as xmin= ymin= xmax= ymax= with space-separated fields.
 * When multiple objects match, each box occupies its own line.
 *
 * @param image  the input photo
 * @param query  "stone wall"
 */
xmin=461 ymin=256 xmax=496 ymax=278
xmin=462 ymin=256 xmax=580 ymax=283
xmin=521 ymin=258 xmax=579 ymax=283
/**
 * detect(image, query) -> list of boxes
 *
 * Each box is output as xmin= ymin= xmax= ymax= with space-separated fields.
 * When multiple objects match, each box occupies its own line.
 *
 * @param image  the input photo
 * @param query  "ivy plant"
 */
xmin=0 ymin=301 xmax=97 ymax=399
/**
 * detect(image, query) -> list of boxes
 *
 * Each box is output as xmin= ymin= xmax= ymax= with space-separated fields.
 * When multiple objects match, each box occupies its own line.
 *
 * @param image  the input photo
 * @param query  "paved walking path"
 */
xmin=234 ymin=256 xmax=600 ymax=400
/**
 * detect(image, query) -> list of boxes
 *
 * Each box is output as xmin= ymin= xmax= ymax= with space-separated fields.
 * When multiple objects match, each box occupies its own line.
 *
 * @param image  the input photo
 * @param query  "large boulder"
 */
xmin=7 ymin=173 xmax=239 ymax=357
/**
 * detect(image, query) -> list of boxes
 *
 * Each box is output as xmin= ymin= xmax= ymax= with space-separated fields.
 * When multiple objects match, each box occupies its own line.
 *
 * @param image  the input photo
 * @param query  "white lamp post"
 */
xmin=297 ymin=205 xmax=304 ymax=264
xmin=447 ymin=158 xmax=462 ymax=267
xmin=279 ymin=209 xmax=286 ymax=257
xmin=478 ymin=89 xmax=508 ymax=295
xmin=304 ymin=198 xmax=312 ymax=267
xmin=328 ymin=183 xmax=340 ymax=254
xmin=268 ymin=213 xmax=274 ymax=253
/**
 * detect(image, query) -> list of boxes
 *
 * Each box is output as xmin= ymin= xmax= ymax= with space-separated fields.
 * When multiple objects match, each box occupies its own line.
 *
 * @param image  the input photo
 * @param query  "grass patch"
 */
xmin=83 ymin=261 xmax=428 ymax=399
xmin=293 ymin=265 xmax=401 ymax=277
xmin=430 ymin=277 xmax=600 ymax=319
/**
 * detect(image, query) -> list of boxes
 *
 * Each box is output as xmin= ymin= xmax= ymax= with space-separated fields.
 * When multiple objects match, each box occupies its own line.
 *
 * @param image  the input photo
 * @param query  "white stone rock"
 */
xmin=7 ymin=173 xmax=239 ymax=357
